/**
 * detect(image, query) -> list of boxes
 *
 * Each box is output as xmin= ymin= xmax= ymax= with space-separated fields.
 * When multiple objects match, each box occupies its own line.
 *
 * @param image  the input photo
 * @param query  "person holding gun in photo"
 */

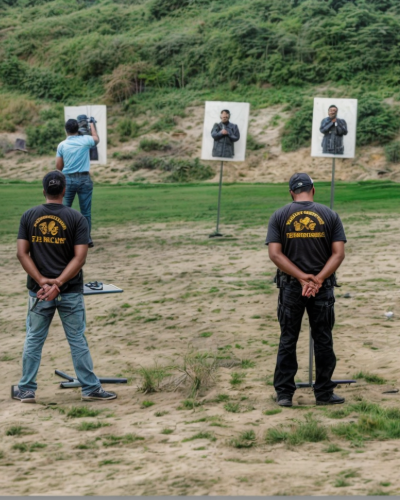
xmin=56 ymin=117 xmax=99 ymax=248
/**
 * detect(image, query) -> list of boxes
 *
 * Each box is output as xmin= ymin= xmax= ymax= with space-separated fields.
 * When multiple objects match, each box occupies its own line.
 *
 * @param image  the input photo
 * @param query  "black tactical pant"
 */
xmin=274 ymin=281 xmax=337 ymax=401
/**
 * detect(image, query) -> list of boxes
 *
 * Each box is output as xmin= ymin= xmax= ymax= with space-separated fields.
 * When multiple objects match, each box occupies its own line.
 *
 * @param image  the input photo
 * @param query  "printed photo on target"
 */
xmin=201 ymin=101 xmax=250 ymax=162
xmin=311 ymin=98 xmax=358 ymax=159
xmin=64 ymin=105 xmax=107 ymax=165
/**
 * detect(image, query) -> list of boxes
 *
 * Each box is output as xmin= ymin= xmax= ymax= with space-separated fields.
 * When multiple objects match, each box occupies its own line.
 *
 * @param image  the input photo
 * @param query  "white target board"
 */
xmin=201 ymin=101 xmax=250 ymax=162
xmin=64 ymin=105 xmax=107 ymax=165
xmin=311 ymin=98 xmax=357 ymax=159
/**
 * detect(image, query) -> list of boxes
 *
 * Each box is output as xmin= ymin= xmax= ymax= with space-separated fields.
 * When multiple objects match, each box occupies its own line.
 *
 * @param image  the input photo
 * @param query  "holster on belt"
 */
xmin=274 ymin=269 xmax=339 ymax=288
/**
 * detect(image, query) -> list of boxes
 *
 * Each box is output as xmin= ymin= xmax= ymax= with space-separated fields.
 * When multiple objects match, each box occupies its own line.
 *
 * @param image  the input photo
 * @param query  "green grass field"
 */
xmin=1 ymin=180 xmax=398 ymax=240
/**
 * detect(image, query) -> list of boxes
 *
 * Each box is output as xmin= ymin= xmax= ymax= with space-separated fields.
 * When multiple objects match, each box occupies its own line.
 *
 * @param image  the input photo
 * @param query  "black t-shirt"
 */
xmin=266 ymin=201 xmax=346 ymax=274
xmin=18 ymin=203 xmax=89 ymax=293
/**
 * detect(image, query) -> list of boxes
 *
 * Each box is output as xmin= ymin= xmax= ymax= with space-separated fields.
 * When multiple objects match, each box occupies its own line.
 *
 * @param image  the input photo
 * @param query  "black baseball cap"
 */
xmin=43 ymin=171 xmax=66 ymax=196
xmin=289 ymin=173 xmax=314 ymax=192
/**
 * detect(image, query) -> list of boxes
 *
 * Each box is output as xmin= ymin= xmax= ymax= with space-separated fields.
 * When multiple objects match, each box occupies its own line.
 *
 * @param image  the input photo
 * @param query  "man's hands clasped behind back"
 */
xmin=36 ymin=283 xmax=61 ymax=302
xmin=299 ymin=275 xmax=323 ymax=298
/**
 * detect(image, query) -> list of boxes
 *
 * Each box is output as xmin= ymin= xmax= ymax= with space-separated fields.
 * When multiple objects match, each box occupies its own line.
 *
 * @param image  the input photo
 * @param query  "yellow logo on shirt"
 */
xmin=286 ymin=211 xmax=325 ymax=239
xmin=33 ymin=215 xmax=67 ymax=244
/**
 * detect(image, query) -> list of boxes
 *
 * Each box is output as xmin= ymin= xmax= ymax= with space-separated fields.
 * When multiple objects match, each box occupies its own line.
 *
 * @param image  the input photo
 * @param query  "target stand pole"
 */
xmin=209 ymin=161 xmax=224 ymax=238
xmin=330 ymin=157 xmax=336 ymax=210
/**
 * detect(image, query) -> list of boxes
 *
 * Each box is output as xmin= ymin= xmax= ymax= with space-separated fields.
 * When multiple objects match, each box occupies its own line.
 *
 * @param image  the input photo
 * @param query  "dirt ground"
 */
xmin=1 ymin=214 xmax=400 ymax=495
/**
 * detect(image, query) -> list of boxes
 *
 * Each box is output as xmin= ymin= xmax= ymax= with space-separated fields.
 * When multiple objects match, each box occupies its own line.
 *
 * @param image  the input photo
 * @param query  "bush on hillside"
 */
xmin=149 ymin=0 xmax=210 ymax=19
xmin=165 ymin=158 xmax=213 ymax=182
xmin=103 ymin=62 xmax=160 ymax=102
xmin=130 ymin=156 xmax=213 ymax=182
xmin=281 ymin=103 xmax=313 ymax=152
xmin=139 ymin=138 xmax=171 ymax=152
xmin=26 ymin=107 xmax=65 ymax=155
xmin=0 ymin=95 xmax=39 ymax=132
xmin=0 ymin=57 xmax=76 ymax=101
xmin=117 ymin=119 xmax=142 ymax=141
xmin=357 ymin=98 xmax=400 ymax=146
xmin=384 ymin=141 xmax=400 ymax=163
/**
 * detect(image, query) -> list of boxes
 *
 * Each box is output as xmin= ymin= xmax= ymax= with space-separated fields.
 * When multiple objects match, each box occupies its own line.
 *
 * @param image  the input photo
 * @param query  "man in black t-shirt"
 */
xmin=266 ymin=173 xmax=346 ymax=406
xmin=15 ymin=171 xmax=117 ymax=403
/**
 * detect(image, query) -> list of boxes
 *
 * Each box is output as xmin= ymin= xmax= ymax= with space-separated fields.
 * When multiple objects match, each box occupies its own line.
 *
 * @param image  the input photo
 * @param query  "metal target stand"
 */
xmin=209 ymin=161 xmax=224 ymax=238
xmin=296 ymin=158 xmax=357 ymax=390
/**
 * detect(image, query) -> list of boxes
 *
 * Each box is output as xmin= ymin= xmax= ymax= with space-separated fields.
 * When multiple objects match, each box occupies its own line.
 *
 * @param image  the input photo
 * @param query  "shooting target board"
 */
xmin=311 ymin=98 xmax=358 ymax=159
xmin=201 ymin=101 xmax=250 ymax=162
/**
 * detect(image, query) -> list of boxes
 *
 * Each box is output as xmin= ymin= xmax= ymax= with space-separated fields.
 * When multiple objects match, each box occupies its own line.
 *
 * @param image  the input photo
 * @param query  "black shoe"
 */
xmin=276 ymin=394 xmax=293 ymax=407
xmin=316 ymin=393 xmax=345 ymax=406
xmin=82 ymin=387 xmax=117 ymax=401
xmin=13 ymin=389 xmax=36 ymax=404
xmin=88 ymin=240 xmax=94 ymax=248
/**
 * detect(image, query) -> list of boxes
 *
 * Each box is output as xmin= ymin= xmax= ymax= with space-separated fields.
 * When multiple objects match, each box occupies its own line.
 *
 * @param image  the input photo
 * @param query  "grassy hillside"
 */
xmin=1 ymin=0 xmax=400 ymax=164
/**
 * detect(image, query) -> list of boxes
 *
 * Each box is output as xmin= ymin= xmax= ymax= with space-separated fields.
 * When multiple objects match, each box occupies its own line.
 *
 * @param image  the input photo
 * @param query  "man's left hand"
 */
xmin=299 ymin=278 xmax=321 ymax=297
xmin=37 ymin=284 xmax=60 ymax=301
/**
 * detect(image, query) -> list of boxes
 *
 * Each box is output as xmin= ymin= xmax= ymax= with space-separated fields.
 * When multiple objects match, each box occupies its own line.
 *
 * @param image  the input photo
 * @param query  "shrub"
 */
xmin=384 ymin=141 xmax=400 ymax=163
xmin=137 ymin=362 xmax=169 ymax=393
xmin=26 ymin=118 xmax=65 ymax=155
xmin=0 ymin=95 xmax=39 ymax=132
xmin=117 ymin=119 xmax=142 ymax=140
xmin=357 ymin=98 xmax=400 ymax=146
xmin=130 ymin=156 xmax=162 ymax=171
xmin=139 ymin=138 xmax=171 ymax=152
xmin=149 ymin=0 xmax=210 ymax=19
xmin=178 ymin=350 xmax=218 ymax=398
xmin=103 ymin=62 xmax=157 ymax=103
xmin=164 ymin=158 xmax=214 ymax=182
xmin=0 ymin=58 xmax=76 ymax=101
xmin=281 ymin=102 xmax=313 ymax=152
xmin=151 ymin=115 xmax=177 ymax=132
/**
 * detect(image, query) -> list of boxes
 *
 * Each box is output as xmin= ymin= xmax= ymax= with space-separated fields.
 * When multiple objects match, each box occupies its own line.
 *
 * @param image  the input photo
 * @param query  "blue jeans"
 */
xmin=19 ymin=292 xmax=101 ymax=396
xmin=63 ymin=173 xmax=93 ymax=240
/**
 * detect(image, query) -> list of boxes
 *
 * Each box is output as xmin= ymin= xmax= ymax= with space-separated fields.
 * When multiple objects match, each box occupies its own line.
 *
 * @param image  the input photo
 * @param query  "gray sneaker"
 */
xmin=82 ymin=387 xmax=117 ymax=401
xmin=14 ymin=389 xmax=36 ymax=404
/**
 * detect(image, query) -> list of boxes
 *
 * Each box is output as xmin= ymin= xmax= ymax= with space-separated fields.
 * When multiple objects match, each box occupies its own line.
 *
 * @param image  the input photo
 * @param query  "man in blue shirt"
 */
xmin=56 ymin=119 xmax=99 ymax=248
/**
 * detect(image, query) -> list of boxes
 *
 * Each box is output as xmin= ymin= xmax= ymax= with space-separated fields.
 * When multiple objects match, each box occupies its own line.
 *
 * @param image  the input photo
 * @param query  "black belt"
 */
xmin=275 ymin=271 xmax=337 ymax=288
xmin=65 ymin=172 xmax=90 ymax=176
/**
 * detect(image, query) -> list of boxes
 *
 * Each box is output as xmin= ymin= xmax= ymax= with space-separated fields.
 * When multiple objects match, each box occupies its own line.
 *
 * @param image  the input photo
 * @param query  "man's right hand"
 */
xmin=37 ymin=284 xmax=60 ymax=301
xmin=299 ymin=274 xmax=322 ymax=297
